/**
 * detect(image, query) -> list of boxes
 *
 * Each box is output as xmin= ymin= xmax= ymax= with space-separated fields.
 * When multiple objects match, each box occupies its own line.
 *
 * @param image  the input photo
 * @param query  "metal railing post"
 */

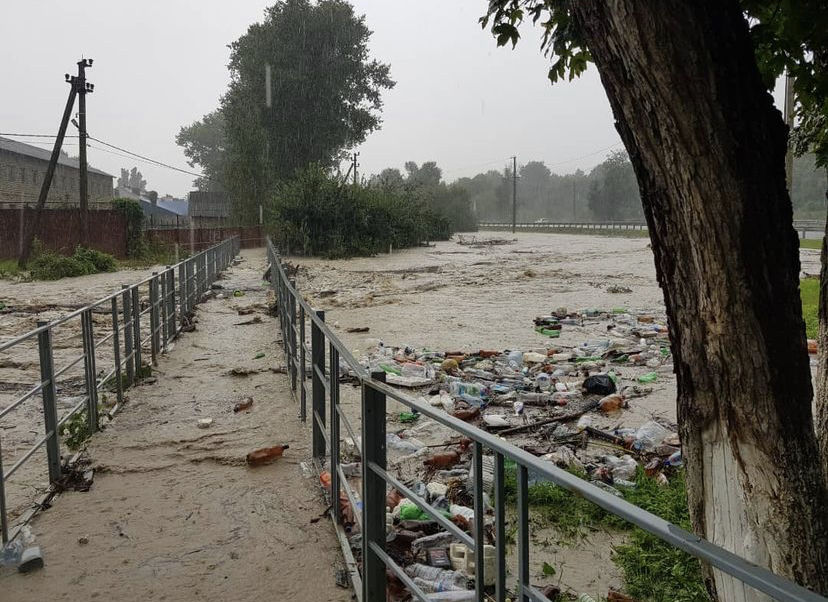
xmin=329 ymin=343 xmax=340 ymax=526
xmin=0 ymin=437 xmax=6 ymax=544
xmin=311 ymin=309 xmax=325 ymax=458
xmin=149 ymin=273 xmax=159 ymax=366
xmin=180 ymin=261 xmax=188 ymax=317
xmin=290 ymin=281 xmax=299 ymax=393
xmin=362 ymin=373 xmax=387 ymax=602
xmin=81 ymin=309 xmax=99 ymax=432
xmin=167 ymin=268 xmax=176 ymax=341
xmin=299 ymin=305 xmax=307 ymax=422
xmin=131 ymin=286 xmax=142 ymax=376
xmin=517 ymin=464 xmax=530 ymax=602
xmin=473 ymin=442 xmax=485 ymax=601
xmin=122 ymin=285 xmax=134 ymax=386
xmin=201 ymin=252 xmax=208 ymax=295
xmin=37 ymin=322 xmax=61 ymax=484
xmin=111 ymin=296 xmax=123 ymax=405
xmin=494 ymin=452 xmax=506 ymax=602
xmin=161 ymin=267 xmax=169 ymax=352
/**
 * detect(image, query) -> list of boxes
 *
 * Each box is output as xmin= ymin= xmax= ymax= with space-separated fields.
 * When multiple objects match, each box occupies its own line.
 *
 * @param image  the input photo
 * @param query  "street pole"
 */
xmin=77 ymin=58 xmax=94 ymax=245
xmin=18 ymin=73 xmax=79 ymax=267
xmin=572 ymin=180 xmax=576 ymax=220
xmin=512 ymin=156 xmax=517 ymax=233
xmin=352 ymin=152 xmax=359 ymax=186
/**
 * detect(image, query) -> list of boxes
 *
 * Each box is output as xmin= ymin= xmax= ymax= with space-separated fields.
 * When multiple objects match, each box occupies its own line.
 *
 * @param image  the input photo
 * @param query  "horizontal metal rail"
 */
xmin=266 ymin=236 xmax=827 ymax=602
xmin=478 ymin=220 xmax=826 ymax=239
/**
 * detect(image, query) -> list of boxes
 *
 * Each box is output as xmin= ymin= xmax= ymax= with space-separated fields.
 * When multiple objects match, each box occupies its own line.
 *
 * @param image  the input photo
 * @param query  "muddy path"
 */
xmin=0 ymin=249 xmax=350 ymax=602
xmin=0 ymin=263 xmax=170 ymax=526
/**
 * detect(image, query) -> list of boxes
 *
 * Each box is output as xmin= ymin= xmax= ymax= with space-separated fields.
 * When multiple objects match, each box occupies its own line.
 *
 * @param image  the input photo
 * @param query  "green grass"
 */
xmin=801 ymin=277 xmax=819 ymax=339
xmin=505 ymin=465 xmax=707 ymax=601
xmin=800 ymin=238 xmax=822 ymax=249
xmin=0 ymin=259 xmax=21 ymax=278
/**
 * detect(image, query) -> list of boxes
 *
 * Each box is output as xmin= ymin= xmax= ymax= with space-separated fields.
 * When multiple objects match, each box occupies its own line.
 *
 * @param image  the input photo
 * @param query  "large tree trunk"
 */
xmin=818 ymin=168 xmax=828 ymax=478
xmin=571 ymin=1 xmax=828 ymax=598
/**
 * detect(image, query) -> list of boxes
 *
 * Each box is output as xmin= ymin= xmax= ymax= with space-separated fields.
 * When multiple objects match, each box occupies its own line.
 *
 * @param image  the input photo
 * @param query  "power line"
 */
xmin=0 ymin=131 xmax=207 ymax=180
xmin=86 ymin=134 xmax=207 ymax=179
xmin=0 ymin=132 xmax=79 ymax=138
xmin=545 ymin=142 xmax=623 ymax=167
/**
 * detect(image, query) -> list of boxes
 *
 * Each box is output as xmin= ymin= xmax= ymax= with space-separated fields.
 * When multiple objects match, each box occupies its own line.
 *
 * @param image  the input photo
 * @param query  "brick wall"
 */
xmin=0 ymin=207 xmax=128 ymax=258
xmin=0 ymin=149 xmax=113 ymax=208
xmin=147 ymin=225 xmax=263 ymax=251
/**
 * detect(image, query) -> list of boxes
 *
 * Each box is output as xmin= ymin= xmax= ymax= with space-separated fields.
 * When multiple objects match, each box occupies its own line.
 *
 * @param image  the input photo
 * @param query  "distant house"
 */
xmin=0 ymin=136 xmax=114 ymax=208
xmin=188 ymin=190 xmax=229 ymax=228
xmin=157 ymin=194 xmax=189 ymax=216
xmin=116 ymin=186 xmax=182 ymax=227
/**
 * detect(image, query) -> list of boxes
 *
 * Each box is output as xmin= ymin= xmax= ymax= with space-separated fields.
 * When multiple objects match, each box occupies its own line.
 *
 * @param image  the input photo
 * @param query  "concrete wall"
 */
xmin=0 ymin=149 xmax=113 ymax=208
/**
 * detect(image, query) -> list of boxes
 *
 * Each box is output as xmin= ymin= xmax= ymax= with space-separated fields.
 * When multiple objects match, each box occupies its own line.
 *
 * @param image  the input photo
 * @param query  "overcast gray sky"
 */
xmin=0 ymin=2 xmax=782 ymax=197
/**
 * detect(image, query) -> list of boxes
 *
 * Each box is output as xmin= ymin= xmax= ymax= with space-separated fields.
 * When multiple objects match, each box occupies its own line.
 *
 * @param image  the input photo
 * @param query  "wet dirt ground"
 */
xmin=0 ymin=250 xmax=350 ymax=602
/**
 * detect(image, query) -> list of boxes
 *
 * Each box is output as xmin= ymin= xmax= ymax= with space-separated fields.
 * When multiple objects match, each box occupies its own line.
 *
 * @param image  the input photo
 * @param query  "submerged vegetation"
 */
xmin=504 ymin=463 xmax=706 ymax=600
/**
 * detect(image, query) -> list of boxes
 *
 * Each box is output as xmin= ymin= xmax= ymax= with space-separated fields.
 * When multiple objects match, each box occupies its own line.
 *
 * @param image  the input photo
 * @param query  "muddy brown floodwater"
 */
xmin=0 ymin=234 xmax=819 ymax=600
xmin=0 ymin=250 xmax=350 ymax=602
xmin=288 ymin=231 xmax=821 ymax=597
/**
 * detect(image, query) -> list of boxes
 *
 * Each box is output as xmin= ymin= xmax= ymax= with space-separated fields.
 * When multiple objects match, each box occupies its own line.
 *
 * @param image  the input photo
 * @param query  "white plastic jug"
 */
xmin=449 ymin=542 xmax=496 ymax=586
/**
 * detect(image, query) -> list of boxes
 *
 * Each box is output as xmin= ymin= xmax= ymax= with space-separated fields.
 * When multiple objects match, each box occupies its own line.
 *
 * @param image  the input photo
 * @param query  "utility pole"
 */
xmin=77 ymin=58 xmax=94 ymax=245
xmin=572 ymin=180 xmax=577 ymax=220
xmin=783 ymin=70 xmax=795 ymax=191
xmin=18 ymin=71 xmax=80 ymax=267
xmin=511 ymin=156 xmax=517 ymax=233
xmin=352 ymin=152 xmax=359 ymax=186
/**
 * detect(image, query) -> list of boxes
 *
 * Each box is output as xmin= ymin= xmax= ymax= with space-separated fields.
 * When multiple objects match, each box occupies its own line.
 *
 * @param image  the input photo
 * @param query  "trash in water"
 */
xmin=197 ymin=418 xmax=213 ymax=429
xmin=233 ymin=397 xmax=254 ymax=412
xmin=246 ymin=444 xmax=289 ymax=466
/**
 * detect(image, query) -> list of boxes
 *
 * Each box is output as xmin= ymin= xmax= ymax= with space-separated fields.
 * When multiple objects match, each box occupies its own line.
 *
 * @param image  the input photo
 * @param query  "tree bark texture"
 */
xmin=818 ymin=168 xmax=828 ymax=479
xmin=571 ymin=1 xmax=828 ymax=599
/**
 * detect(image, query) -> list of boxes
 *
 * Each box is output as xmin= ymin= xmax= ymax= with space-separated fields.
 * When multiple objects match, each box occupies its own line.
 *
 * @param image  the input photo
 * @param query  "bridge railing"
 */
xmin=0 ymin=235 xmax=240 ymax=545
xmin=267 ymin=237 xmax=825 ymax=602
xmin=478 ymin=220 xmax=825 ymax=239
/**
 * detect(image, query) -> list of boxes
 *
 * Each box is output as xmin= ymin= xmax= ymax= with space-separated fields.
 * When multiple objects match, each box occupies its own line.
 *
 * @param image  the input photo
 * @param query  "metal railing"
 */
xmin=0 ymin=235 xmax=240 ymax=545
xmin=267 ymin=237 xmax=826 ymax=602
xmin=478 ymin=220 xmax=826 ymax=239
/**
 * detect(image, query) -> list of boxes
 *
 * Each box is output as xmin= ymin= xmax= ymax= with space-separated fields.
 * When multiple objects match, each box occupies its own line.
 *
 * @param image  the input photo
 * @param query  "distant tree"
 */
xmin=219 ymin=0 xmax=394 ymax=222
xmin=176 ymin=109 xmax=227 ymax=191
xmin=370 ymin=167 xmax=405 ymax=189
xmin=119 ymin=167 xmax=147 ymax=193
xmin=586 ymin=151 xmax=641 ymax=220
xmin=519 ymin=160 xmax=552 ymax=218
xmin=118 ymin=169 xmax=129 ymax=189
xmin=404 ymin=161 xmax=442 ymax=188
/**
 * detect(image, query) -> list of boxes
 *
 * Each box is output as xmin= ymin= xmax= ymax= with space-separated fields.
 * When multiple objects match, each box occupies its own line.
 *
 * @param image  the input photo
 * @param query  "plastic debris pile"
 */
xmin=322 ymin=308 xmax=685 ymax=599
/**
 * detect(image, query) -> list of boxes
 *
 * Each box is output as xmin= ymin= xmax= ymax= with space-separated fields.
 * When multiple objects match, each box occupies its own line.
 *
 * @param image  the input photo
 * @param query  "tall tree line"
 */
xmin=176 ymin=0 xmax=394 ymax=222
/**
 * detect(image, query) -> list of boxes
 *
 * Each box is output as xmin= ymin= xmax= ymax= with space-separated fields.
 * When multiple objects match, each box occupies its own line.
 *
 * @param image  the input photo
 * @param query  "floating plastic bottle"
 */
xmin=406 ymin=563 xmax=469 ymax=592
xmin=246 ymin=444 xmax=289 ymax=466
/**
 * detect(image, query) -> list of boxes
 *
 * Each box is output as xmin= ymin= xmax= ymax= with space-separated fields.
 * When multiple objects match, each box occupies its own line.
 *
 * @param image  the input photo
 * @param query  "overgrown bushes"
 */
xmin=29 ymin=242 xmax=118 ymax=280
xmin=267 ymin=165 xmax=453 ymax=258
xmin=112 ymin=197 xmax=147 ymax=258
